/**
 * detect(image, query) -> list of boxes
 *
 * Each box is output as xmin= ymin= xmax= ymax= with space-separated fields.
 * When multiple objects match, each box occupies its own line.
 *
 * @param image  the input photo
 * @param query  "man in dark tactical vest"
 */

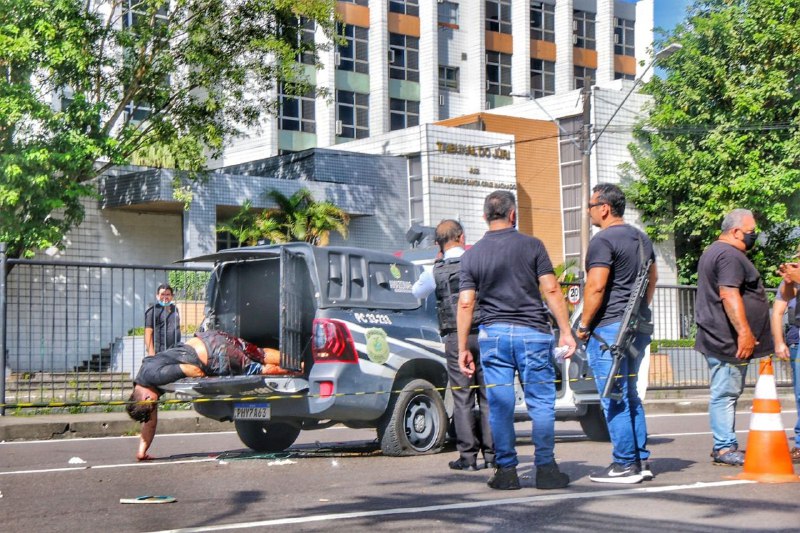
xmin=412 ymin=220 xmax=495 ymax=471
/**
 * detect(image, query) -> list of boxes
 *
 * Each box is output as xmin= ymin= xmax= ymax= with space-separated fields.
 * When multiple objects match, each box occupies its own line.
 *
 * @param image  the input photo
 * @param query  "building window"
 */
xmin=337 ymin=23 xmax=369 ymax=74
xmin=121 ymin=1 xmax=169 ymax=123
xmin=408 ymin=155 xmax=423 ymax=224
xmin=339 ymin=0 xmax=368 ymax=5
xmin=530 ymin=1 xmax=555 ymax=42
xmin=122 ymin=0 xmax=168 ymax=29
xmin=389 ymin=0 xmax=419 ymax=17
xmin=296 ymin=18 xmax=316 ymax=65
xmin=486 ymin=51 xmax=512 ymax=96
xmin=389 ymin=33 xmax=419 ymax=83
xmin=439 ymin=66 xmax=459 ymax=91
xmin=574 ymin=66 xmax=596 ymax=90
xmin=485 ymin=0 xmax=511 ymax=34
xmin=217 ymin=230 xmax=243 ymax=251
xmin=530 ymin=58 xmax=555 ymax=98
xmin=558 ymin=116 xmax=584 ymax=263
xmin=614 ymin=17 xmax=635 ymax=57
xmin=573 ymin=10 xmax=595 ymax=50
xmin=390 ymin=98 xmax=419 ymax=131
xmin=278 ymin=84 xmax=316 ymax=133
xmin=615 ymin=72 xmax=635 ymax=81
xmin=438 ymin=1 xmax=459 ymax=26
xmin=336 ymin=90 xmax=369 ymax=139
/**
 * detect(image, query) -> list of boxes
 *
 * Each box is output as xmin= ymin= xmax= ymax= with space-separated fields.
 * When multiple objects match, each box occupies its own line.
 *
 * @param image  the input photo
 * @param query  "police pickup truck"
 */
xmin=164 ymin=243 xmax=615 ymax=456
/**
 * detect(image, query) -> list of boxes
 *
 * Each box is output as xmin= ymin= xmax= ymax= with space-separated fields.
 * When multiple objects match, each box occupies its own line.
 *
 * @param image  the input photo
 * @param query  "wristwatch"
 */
xmin=577 ymin=322 xmax=590 ymax=334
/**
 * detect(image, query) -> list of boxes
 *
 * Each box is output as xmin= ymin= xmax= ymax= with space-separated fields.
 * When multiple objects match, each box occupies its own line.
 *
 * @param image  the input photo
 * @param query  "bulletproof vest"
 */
xmin=433 ymin=257 xmax=479 ymax=335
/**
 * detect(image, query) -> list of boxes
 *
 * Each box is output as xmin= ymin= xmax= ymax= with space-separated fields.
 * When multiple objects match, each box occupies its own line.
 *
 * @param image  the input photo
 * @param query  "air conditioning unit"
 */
xmin=335 ymin=120 xmax=343 ymax=135
xmin=439 ymin=94 xmax=445 ymax=106
xmin=437 ymin=0 xmax=444 ymax=3
xmin=614 ymin=33 xmax=619 ymax=44
xmin=334 ymin=52 xmax=341 ymax=66
xmin=614 ymin=17 xmax=619 ymax=26
xmin=572 ymin=20 xmax=577 ymax=31
xmin=572 ymin=33 xmax=578 ymax=45
xmin=388 ymin=49 xmax=396 ymax=63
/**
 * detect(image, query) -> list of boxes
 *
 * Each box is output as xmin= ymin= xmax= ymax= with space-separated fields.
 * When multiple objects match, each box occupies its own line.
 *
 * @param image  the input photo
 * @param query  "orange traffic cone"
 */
xmin=735 ymin=358 xmax=799 ymax=483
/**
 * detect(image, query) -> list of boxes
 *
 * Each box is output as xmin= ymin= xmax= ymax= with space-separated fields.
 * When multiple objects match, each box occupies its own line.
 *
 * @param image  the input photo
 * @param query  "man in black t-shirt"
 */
xmin=576 ymin=184 xmax=658 ymax=484
xmin=458 ymin=190 xmax=576 ymax=491
xmin=695 ymin=208 xmax=773 ymax=466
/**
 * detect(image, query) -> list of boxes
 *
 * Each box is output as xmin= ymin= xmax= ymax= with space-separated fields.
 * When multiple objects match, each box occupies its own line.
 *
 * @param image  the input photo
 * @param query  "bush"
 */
xmin=651 ymin=339 xmax=696 ymax=352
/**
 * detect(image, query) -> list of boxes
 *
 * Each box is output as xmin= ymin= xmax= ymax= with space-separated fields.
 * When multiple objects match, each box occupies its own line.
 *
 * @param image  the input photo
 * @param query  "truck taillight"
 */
xmin=312 ymin=319 xmax=358 ymax=363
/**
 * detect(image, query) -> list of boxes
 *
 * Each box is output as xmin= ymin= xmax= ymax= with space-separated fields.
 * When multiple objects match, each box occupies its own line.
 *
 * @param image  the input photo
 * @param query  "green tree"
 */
xmin=218 ymin=188 xmax=349 ymax=246
xmin=0 ymin=0 xmax=336 ymax=259
xmin=624 ymin=0 xmax=800 ymax=284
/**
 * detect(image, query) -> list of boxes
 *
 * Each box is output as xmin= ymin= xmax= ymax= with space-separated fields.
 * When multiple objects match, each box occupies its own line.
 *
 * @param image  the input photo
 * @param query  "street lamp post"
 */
xmin=579 ymin=43 xmax=682 ymax=264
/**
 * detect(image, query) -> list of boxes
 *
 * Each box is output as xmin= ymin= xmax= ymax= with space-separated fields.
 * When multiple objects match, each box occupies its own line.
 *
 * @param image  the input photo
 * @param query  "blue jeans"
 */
xmin=705 ymin=354 xmax=747 ymax=451
xmin=791 ymin=344 xmax=800 ymax=447
xmin=478 ymin=323 xmax=556 ymax=468
xmin=586 ymin=322 xmax=650 ymax=465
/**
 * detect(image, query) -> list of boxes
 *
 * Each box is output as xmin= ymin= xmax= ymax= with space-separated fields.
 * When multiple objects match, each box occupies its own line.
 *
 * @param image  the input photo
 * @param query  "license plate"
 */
xmin=234 ymin=403 xmax=271 ymax=420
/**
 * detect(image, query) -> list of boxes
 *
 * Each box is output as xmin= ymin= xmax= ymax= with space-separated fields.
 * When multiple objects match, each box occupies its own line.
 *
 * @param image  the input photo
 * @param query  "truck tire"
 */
xmin=234 ymin=420 xmax=301 ymax=452
xmin=579 ymin=404 xmax=611 ymax=442
xmin=378 ymin=379 xmax=448 ymax=456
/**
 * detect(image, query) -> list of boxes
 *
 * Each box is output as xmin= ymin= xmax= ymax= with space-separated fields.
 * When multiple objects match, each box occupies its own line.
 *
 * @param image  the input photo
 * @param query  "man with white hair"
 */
xmin=694 ymin=209 xmax=773 ymax=466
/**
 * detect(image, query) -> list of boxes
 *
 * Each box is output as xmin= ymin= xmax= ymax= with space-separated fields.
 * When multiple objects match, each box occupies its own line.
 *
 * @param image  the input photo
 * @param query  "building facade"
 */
xmin=219 ymin=0 xmax=654 ymax=165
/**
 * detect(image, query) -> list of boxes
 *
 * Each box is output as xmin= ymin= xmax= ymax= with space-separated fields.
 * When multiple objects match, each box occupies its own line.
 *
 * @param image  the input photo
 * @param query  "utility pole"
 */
xmin=579 ymin=79 xmax=592 ymax=268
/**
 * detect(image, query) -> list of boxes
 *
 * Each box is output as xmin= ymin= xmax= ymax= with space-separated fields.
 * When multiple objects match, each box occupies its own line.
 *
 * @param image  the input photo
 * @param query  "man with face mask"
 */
xmin=144 ymin=284 xmax=181 ymax=356
xmin=695 ymin=209 xmax=774 ymax=466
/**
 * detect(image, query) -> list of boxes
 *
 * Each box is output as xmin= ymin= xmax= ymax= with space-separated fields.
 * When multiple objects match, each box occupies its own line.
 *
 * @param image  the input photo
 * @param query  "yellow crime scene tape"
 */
xmin=0 ymin=357 xmax=761 ymax=411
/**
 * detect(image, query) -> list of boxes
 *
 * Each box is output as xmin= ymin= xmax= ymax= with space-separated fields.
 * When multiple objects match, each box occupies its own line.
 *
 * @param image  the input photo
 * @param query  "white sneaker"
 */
xmin=589 ymin=462 xmax=644 ymax=484
xmin=639 ymin=460 xmax=654 ymax=481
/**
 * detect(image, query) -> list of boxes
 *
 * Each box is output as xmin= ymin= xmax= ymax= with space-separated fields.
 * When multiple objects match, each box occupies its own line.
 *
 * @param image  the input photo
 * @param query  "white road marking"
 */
xmin=0 ymin=457 xmax=218 ymax=475
xmin=145 ymin=480 xmax=755 ymax=532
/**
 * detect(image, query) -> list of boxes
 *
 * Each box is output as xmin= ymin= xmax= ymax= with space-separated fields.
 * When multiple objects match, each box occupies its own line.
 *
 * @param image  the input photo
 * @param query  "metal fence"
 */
xmin=1 ymin=246 xmax=211 ymax=413
xmin=0 ymin=251 xmax=791 ymax=413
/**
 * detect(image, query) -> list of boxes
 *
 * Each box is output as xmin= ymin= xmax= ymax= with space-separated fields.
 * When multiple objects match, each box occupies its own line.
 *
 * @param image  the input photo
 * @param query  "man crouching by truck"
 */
xmin=126 ymin=331 xmax=285 ymax=460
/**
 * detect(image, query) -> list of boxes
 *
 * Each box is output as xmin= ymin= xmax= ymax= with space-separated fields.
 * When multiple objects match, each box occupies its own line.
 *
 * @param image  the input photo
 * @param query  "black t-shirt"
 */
xmin=694 ymin=241 xmax=774 ymax=360
xmin=460 ymin=227 xmax=554 ymax=333
xmin=585 ymin=224 xmax=656 ymax=327
xmin=144 ymin=304 xmax=181 ymax=353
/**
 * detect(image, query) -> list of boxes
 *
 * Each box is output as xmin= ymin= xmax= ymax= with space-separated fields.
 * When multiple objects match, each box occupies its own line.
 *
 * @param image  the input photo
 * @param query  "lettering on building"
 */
xmin=431 ymin=176 xmax=516 ymax=190
xmin=435 ymin=142 xmax=512 ymax=160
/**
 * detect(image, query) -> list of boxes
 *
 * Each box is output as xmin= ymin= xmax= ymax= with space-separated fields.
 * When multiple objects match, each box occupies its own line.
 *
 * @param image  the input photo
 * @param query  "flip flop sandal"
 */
xmin=120 ymin=495 xmax=177 ymax=504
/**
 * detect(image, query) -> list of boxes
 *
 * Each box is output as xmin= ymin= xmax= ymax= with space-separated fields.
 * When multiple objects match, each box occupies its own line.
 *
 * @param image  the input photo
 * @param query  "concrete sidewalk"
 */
xmin=1 ymin=389 xmax=796 ymax=443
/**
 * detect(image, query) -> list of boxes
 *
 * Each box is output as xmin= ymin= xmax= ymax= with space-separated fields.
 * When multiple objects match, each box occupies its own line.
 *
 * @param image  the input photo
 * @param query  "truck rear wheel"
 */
xmin=579 ymin=404 xmax=611 ymax=442
xmin=378 ymin=379 xmax=448 ymax=456
xmin=234 ymin=420 xmax=301 ymax=452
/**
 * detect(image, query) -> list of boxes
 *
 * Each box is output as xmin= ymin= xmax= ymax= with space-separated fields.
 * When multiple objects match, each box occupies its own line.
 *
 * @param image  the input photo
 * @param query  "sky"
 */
xmin=654 ymin=0 xmax=693 ymax=33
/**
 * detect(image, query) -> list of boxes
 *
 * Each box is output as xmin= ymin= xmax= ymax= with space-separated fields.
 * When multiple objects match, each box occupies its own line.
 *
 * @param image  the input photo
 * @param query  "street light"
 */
xmin=579 ymin=43 xmax=683 ymax=265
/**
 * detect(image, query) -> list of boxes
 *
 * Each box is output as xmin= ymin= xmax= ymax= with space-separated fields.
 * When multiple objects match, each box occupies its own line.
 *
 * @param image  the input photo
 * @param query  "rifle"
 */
xmin=601 ymin=240 xmax=654 ymax=401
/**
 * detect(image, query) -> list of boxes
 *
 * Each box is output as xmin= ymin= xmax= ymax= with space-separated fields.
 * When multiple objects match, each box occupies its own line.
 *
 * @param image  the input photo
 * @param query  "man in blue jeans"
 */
xmin=771 ymin=251 xmax=800 ymax=463
xmin=457 ymin=190 xmax=576 ymax=490
xmin=576 ymin=184 xmax=658 ymax=484
xmin=694 ymin=208 xmax=773 ymax=466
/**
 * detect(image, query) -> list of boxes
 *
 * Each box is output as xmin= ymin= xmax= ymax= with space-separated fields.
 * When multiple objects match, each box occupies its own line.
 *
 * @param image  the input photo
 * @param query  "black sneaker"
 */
xmin=535 ymin=462 xmax=570 ymax=489
xmin=487 ymin=466 xmax=521 ymax=490
xmin=589 ymin=462 xmax=644 ymax=484
xmin=638 ymin=460 xmax=654 ymax=481
xmin=448 ymin=458 xmax=480 ymax=471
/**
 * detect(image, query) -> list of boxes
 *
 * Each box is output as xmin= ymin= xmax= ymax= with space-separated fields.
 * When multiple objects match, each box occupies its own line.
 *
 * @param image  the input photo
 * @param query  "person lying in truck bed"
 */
xmin=126 ymin=330 xmax=287 ymax=460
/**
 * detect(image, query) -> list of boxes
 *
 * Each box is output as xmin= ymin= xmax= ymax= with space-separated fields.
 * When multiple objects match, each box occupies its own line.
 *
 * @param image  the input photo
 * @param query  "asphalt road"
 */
xmin=2 ymin=411 xmax=799 ymax=532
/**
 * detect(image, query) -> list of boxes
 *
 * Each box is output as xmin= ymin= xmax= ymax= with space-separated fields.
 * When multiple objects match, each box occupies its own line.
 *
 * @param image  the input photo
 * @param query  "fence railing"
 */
xmin=1 ymin=248 xmax=211 ymax=414
xmin=0 ymin=253 xmax=790 ymax=414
